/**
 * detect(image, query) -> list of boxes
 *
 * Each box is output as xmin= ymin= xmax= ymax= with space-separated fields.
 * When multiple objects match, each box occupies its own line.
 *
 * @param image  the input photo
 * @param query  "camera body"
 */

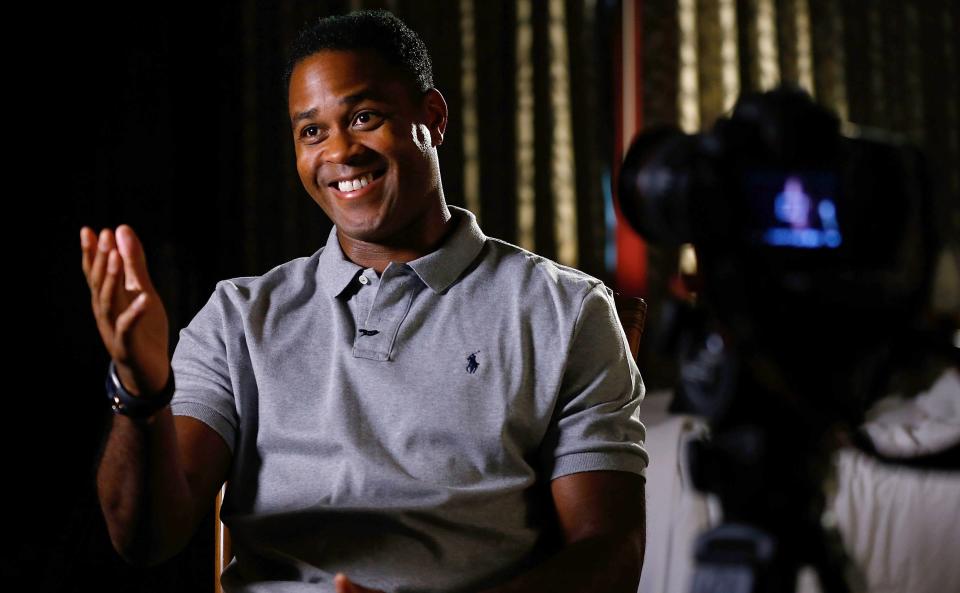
xmin=619 ymin=86 xmax=937 ymax=428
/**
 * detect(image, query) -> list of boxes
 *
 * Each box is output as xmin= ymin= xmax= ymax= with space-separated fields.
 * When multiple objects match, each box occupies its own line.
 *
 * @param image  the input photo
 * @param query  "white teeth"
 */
xmin=337 ymin=172 xmax=375 ymax=193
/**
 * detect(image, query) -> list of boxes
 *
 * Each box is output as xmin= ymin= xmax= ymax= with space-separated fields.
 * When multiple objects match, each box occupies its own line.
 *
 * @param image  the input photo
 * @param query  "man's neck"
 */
xmin=338 ymin=207 xmax=457 ymax=273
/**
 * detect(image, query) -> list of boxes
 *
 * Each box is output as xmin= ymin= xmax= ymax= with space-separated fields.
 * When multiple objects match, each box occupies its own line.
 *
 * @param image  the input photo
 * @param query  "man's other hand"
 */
xmin=334 ymin=573 xmax=387 ymax=593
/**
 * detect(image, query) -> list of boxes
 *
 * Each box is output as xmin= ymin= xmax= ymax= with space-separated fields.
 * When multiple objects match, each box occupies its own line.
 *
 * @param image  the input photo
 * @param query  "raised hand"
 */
xmin=80 ymin=224 xmax=171 ymax=398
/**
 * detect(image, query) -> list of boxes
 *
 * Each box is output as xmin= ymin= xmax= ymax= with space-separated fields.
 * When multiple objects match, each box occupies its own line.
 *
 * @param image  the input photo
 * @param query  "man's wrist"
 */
xmin=106 ymin=360 xmax=175 ymax=418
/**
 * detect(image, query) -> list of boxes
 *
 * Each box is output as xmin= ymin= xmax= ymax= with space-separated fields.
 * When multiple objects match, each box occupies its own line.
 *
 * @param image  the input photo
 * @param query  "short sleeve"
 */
xmin=169 ymin=281 xmax=239 ymax=454
xmin=541 ymin=283 xmax=649 ymax=481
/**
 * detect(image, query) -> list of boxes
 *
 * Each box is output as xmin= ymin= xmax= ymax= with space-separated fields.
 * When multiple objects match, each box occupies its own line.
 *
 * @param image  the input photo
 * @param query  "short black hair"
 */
xmin=282 ymin=9 xmax=434 ymax=100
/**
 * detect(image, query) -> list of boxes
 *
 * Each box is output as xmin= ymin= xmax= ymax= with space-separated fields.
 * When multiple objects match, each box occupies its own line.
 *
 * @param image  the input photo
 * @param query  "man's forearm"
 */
xmin=479 ymin=531 xmax=644 ymax=593
xmin=95 ymin=406 xmax=195 ymax=566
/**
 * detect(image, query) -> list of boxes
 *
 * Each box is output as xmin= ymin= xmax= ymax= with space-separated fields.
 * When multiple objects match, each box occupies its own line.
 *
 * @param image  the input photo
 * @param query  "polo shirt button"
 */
xmin=359 ymin=275 xmax=369 ymax=285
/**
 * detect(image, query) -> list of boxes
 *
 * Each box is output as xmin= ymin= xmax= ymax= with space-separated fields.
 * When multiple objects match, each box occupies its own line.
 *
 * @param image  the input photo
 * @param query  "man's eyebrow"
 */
xmin=290 ymin=90 xmax=389 ymax=126
xmin=291 ymin=108 xmax=318 ymax=126
xmin=340 ymin=90 xmax=387 ymax=106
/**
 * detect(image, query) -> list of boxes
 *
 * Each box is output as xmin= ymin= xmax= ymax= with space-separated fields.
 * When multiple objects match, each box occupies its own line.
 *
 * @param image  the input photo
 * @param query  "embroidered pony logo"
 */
xmin=466 ymin=350 xmax=481 ymax=374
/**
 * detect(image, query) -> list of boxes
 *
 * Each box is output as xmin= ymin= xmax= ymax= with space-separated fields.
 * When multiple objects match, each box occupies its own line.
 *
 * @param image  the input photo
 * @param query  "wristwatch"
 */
xmin=105 ymin=359 xmax=175 ymax=418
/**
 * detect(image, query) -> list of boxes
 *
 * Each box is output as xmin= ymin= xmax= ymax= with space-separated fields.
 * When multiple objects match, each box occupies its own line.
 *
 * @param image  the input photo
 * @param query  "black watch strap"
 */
xmin=105 ymin=360 xmax=175 ymax=418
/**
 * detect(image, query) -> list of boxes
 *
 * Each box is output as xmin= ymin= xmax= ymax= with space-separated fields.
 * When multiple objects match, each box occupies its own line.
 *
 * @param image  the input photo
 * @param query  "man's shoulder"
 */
xmin=479 ymin=236 xmax=607 ymax=302
xmin=209 ymin=248 xmax=323 ymax=307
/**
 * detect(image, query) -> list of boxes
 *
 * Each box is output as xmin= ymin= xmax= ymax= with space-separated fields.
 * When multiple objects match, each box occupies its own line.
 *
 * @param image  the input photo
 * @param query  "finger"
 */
xmin=115 ymin=224 xmax=154 ymax=293
xmin=89 ymin=228 xmax=114 ymax=304
xmin=80 ymin=227 xmax=96 ymax=286
xmin=113 ymin=247 xmax=131 ymax=311
xmin=99 ymin=249 xmax=121 ymax=323
xmin=335 ymin=574 xmax=382 ymax=593
xmin=334 ymin=574 xmax=354 ymax=593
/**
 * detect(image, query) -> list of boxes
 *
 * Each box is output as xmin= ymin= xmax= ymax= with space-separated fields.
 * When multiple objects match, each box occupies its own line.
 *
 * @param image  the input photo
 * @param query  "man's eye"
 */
xmin=353 ymin=111 xmax=383 ymax=129
xmin=300 ymin=125 xmax=326 ymax=143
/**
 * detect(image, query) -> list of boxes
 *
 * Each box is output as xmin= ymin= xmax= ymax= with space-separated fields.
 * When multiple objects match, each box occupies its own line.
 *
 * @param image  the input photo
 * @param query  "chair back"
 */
xmin=214 ymin=484 xmax=230 ymax=593
xmin=613 ymin=293 xmax=647 ymax=362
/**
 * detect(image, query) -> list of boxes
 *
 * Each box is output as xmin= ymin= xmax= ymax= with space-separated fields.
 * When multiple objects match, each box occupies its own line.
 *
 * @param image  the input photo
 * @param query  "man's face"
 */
xmin=288 ymin=49 xmax=447 ymax=246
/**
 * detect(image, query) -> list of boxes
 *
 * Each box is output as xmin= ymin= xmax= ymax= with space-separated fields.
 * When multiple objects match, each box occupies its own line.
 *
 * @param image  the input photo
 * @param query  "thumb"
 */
xmin=115 ymin=224 xmax=154 ymax=293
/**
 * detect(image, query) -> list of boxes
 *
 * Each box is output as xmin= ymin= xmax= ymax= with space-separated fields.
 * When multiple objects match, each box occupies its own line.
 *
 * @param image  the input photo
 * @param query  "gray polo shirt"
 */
xmin=170 ymin=205 xmax=648 ymax=593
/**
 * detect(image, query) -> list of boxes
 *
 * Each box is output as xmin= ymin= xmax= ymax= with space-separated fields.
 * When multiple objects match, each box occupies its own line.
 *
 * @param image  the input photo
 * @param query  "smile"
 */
xmin=328 ymin=168 xmax=387 ymax=198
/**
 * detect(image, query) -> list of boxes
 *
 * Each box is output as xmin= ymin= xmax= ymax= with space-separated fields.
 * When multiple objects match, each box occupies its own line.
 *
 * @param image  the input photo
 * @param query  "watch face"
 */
xmin=106 ymin=362 xmax=134 ymax=415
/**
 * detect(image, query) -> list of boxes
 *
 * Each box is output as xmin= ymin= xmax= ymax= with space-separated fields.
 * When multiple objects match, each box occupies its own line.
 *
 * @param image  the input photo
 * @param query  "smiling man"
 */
xmin=289 ymin=45 xmax=452 ymax=265
xmin=87 ymin=9 xmax=647 ymax=593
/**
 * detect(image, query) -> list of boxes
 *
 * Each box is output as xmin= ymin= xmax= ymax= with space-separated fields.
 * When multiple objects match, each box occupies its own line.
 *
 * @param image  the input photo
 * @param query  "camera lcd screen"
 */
xmin=745 ymin=171 xmax=842 ymax=249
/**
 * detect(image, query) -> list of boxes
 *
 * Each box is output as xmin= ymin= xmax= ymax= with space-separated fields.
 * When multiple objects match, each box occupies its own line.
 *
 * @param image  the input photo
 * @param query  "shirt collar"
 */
xmin=407 ymin=205 xmax=487 ymax=294
xmin=317 ymin=225 xmax=363 ymax=299
xmin=316 ymin=205 xmax=486 ymax=298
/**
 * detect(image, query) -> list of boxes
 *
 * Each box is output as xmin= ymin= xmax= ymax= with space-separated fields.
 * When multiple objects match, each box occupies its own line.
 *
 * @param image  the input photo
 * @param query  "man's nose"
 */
xmin=322 ymin=128 xmax=365 ymax=164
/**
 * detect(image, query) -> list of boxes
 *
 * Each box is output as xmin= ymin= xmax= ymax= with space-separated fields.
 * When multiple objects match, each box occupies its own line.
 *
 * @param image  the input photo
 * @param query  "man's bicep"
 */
xmin=543 ymin=283 xmax=648 ymax=480
xmin=169 ymin=281 xmax=241 ymax=449
xmin=551 ymin=470 xmax=646 ymax=546
xmin=175 ymin=415 xmax=232 ymax=523
xmin=168 ymin=279 xmax=241 ymax=502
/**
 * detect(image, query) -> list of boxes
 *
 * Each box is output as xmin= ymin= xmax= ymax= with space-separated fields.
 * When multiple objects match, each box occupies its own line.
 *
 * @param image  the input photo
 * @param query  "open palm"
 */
xmin=81 ymin=224 xmax=171 ymax=396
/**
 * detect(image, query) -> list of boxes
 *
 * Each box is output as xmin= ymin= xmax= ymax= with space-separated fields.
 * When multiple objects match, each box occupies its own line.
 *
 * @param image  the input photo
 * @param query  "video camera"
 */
xmin=619 ymin=85 xmax=939 ymax=429
xmin=618 ymin=86 xmax=948 ymax=593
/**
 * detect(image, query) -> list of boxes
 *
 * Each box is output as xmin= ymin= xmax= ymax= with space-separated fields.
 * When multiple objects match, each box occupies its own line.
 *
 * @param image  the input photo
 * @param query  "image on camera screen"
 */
xmin=746 ymin=171 xmax=842 ymax=249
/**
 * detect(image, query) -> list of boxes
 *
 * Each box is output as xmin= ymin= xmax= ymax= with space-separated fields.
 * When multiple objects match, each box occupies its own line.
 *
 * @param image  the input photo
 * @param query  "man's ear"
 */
xmin=422 ymin=88 xmax=448 ymax=147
